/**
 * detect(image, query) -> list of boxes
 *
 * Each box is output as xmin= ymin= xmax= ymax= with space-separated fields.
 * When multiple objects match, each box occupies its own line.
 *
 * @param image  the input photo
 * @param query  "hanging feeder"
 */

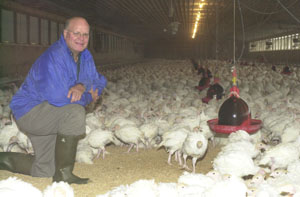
xmin=207 ymin=67 xmax=262 ymax=134
xmin=207 ymin=0 xmax=262 ymax=134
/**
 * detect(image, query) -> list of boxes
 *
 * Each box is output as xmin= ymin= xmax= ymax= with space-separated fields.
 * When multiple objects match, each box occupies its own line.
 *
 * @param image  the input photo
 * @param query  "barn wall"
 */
xmin=0 ymin=1 xmax=143 ymax=79
xmin=0 ymin=44 xmax=47 ymax=78
xmin=233 ymin=25 xmax=300 ymax=64
xmin=243 ymin=46 xmax=300 ymax=65
xmin=0 ymin=42 xmax=143 ymax=79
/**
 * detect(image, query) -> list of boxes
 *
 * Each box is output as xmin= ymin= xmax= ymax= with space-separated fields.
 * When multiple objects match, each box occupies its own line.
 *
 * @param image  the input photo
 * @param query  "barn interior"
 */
xmin=1 ymin=0 xmax=300 ymax=78
xmin=1 ymin=0 xmax=300 ymax=196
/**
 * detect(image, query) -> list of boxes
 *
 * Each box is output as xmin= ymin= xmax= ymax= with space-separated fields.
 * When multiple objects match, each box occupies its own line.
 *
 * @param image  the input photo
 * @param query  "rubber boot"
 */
xmin=52 ymin=134 xmax=89 ymax=184
xmin=0 ymin=152 xmax=34 ymax=175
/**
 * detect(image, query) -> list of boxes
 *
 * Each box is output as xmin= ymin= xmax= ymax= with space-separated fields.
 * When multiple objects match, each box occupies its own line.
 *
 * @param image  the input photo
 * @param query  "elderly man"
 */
xmin=0 ymin=17 xmax=107 ymax=184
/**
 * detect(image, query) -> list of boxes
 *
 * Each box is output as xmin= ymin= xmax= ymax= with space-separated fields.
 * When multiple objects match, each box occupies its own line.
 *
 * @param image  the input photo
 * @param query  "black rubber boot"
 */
xmin=0 ymin=152 xmax=34 ymax=175
xmin=52 ymin=134 xmax=89 ymax=184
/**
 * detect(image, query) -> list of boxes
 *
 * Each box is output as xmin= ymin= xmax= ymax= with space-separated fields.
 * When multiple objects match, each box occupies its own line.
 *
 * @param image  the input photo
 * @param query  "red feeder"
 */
xmin=207 ymin=67 xmax=262 ymax=134
xmin=207 ymin=118 xmax=262 ymax=134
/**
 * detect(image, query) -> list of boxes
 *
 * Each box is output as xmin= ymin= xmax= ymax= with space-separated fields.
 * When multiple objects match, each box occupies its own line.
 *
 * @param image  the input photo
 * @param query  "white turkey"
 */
xmin=76 ymin=137 xmax=97 ymax=164
xmin=178 ymin=171 xmax=215 ymax=188
xmin=43 ymin=181 xmax=74 ymax=197
xmin=0 ymin=119 xmax=19 ymax=151
xmin=221 ymin=140 xmax=260 ymax=159
xmin=8 ymin=131 xmax=33 ymax=154
xmin=114 ymin=124 xmax=145 ymax=152
xmin=109 ymin=116 xmax=138 ymax=131
xmin=0 ymin=177 xmax=42 ymax=197
xmin=85 ymin=112 xmax=103 ymax=130
xmin=202 ymin=174 xmax=248 ymax=197
xmin=87 ymin=128 xmax=116 ymax=159
xmin=156 ymin=182 xmax=178 ymax=197
xmin=213 ymin=150 xmax=260 ymax=177
xmin=181 ymin=131 xmax=208 ymax=173
xmin=227 ymin=129 xmax=253 ymax=143
xmin=139 ymin=123 xmax=159 ymax=148
xmin=258 ymin=137 xmax=300 ymax=171
xmin=157 ymin=127 xmax=189 ymax=165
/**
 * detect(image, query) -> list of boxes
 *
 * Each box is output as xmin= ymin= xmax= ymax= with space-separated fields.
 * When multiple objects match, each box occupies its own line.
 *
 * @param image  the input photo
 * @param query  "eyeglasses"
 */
xmin=67 ymin=30 xmax=89 ymax=39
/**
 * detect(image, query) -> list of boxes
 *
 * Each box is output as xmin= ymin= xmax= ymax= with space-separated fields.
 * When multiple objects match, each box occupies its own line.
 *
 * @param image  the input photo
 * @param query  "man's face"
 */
xmin=64 ymin=18 xmax=90 ymax=55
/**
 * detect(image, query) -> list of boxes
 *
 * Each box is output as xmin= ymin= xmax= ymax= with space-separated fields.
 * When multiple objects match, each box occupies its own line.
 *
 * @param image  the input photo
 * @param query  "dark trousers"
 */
xmin=16 ymin=102 xmax=86 ymax=177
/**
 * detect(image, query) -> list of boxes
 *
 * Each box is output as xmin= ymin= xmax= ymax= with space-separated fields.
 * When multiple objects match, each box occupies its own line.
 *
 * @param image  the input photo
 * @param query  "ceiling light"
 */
xmin=192 ymin=1 xmax=205 ymax=39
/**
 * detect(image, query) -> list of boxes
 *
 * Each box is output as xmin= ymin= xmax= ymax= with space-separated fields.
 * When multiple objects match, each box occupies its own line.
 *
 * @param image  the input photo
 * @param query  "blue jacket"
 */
xmin=10 ymin=34 xmax=107 ymax=120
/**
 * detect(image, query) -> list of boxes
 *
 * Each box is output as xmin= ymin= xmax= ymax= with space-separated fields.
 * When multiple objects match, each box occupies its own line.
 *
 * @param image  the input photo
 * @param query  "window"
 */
xmin=250 ymin=32 xmax=300 ymax=52
xmin=278 ymin=37 xmax=281 ymax=50
xmin=287 ymin=35 xmax=292 ymax=50
xmin=283 ymin=36 xmax=288 ymax=50
xmin=103 ymin=33 xmax=109 ymax=53
xmin=1 ymin=9 xmax=14 ymax=43
xmin=274 ymin=38 xmax=278 ymax=50
xmin=29 ymin=16 xmax=39 ymax=44
xmin=50 ymin=21 xmax=57 ymax=44
xmin=16 ymin=13 xmax=27 ymax=44
xmin=249 ymin=41 xmax=257 ymax=52
xmin=58 ymin=23 xmax=64 ymax=37
xmin=101 ymin=33 xmax=106 ymax=52
xmin=41 ymin=18 xmax=49 ymax=45
xmin=292 ymin=33 xmax=299 ymax=49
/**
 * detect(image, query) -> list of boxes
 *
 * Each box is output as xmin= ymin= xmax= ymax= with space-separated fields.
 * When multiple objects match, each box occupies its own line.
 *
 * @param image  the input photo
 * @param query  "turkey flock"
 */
xmin=1 ymin=59 xmax=300 ymax=196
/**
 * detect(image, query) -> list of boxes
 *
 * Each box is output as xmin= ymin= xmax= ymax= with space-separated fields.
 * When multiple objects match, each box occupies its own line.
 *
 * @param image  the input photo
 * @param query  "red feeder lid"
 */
xmin=207 ymin=118 xmax=262 ymax=134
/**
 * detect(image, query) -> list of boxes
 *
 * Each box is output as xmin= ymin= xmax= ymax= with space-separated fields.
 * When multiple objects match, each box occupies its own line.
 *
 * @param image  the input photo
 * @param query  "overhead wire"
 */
xmin=239 ymin=1 xmax=278 ymax=33
xmin=240 ymin=0 xmax=298 ymax=33
xmin=240 ymin=0 xmax=299 ymax=15
xmin=236 ymin=0 xmax=245 ymax=62
xmin=233 ymin=0 xmax=236 ymax=65
xmin=276 ymin=0 xmax=300 ymax=24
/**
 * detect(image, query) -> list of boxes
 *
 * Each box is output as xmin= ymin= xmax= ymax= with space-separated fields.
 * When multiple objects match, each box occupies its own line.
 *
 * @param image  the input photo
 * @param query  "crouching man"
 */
xmin=0 ymin=17 xmax=107 ymax=184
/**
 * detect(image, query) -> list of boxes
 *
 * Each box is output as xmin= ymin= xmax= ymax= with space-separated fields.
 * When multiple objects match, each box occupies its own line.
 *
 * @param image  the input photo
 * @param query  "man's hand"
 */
xmin=67 ymin=83 xmax=86 ymax=103
xmin=89 ymin=88 xmax=99 ymax=102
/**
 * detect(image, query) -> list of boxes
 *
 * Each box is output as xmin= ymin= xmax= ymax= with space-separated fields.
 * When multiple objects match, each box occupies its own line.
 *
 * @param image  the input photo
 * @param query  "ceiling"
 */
xmin=9 ymin=0 xmax=300 ymax=42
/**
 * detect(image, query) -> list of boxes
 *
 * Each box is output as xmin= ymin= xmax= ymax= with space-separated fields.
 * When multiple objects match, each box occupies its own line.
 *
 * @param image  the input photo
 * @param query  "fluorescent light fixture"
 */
xmin=192 ymin=1 xmax=205 ymax=38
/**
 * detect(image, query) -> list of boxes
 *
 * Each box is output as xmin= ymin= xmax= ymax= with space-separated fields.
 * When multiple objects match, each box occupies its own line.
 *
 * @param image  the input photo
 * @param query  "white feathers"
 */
xmin=0 ymin=177 xmax=74 ymax=197
xmin=158 ymin=127 xmax=189 ymax=164
xmin=43 ymin=181 xmax=74 ymax=197
xmin=258 ymin=139 xmax=300 ymax=170
xmin=178 ymin=171 xmax=215 ymax=188
xmin=139 ymin=123 xmax=159 ymax=147
xmin=213 ymin=150 xmax=260 ymax=177
xmin=181 ymin=131 xmax=208 ymax=173
xmin=0 ymin=120 xmax=20 ymax=151
xmin=0 ymin=177 xmax=43 ymax=197
xmin=203 ymin=175 xmax=248 ymax=197
xmin=87 ymin=128 xmax=115 ymax=159
xmin=221 ymin=140 xmax=259 ymax=159
xmin=114 ymin=124 xmax=145 ymax=152
xmin=213 ymin=130 xmax=261 ymax=177
xmin=97 ymin=180 xmax=157 ymax=197
xmin=85 ymin=112 xmax=103 ymax=130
